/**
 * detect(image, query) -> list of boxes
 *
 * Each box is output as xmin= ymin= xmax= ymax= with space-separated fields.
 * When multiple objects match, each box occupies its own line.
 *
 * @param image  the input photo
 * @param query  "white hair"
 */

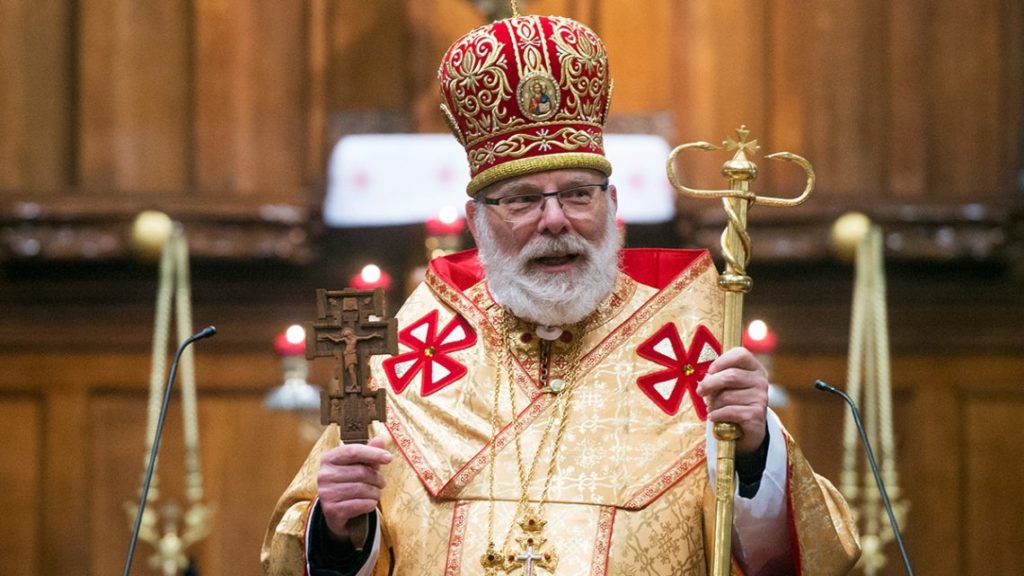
xmin=473 ymin=207 xmax=620 ymax=326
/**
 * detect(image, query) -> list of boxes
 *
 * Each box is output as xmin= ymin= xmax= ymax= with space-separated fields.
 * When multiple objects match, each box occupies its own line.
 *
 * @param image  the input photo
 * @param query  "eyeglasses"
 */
xmin=480 ymin=182 xmax=609 ymax=223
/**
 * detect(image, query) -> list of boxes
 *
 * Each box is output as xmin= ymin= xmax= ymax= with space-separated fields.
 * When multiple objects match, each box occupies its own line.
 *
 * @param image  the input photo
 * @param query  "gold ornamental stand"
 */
xmin=125 ymin=228 xmax=212 ymax=576
xmin=666 ymin=126 xmax=815 ymax=576
xmin=841 ymin=223 xmax=908 ymax=575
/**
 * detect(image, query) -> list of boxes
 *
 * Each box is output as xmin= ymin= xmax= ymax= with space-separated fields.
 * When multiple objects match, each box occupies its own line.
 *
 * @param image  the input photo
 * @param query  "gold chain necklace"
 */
xmin=481 ymin=309 xmax=590 ymax=576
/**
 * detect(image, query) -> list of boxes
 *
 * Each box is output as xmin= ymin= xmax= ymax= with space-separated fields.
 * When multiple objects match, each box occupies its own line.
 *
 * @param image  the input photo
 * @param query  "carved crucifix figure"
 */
xmin=306 ymin=288 xmax=397 ymax=444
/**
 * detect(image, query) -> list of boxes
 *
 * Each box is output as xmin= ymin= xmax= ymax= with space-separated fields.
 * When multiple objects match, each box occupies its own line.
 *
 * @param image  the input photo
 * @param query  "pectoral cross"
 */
xmin=306 ymin=288 xmax=397 ymax=444
xmin=514 ymin=546 xmax=544 ymax=576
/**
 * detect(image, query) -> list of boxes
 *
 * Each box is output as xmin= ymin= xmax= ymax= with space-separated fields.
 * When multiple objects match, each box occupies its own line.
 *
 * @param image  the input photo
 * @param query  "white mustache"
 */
xmin=518 ymin=234 xmax=591 ymax=261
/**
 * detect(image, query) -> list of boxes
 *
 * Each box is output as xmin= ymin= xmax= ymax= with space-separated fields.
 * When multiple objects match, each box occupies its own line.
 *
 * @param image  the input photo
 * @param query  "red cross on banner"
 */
xmin=382 ymin=310 xmax=477 ymax=396
xmin=635 ymin=323 xmax=721 ymax=417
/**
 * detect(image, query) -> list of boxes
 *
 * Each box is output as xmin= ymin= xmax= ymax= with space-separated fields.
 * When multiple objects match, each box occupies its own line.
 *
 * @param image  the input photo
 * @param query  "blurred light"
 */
xmin=747 ymin=319 xmax=769 ymax=341
xmin=350 ymin=264 xmax=392 ymax=290
xmin=361 ymin=264 xmax=382 ymax=284
xmin=743 ymin=319 xmax=777 ymax=355
xmin=438 ymin=205 xmax=459 ymax=224
xmin=274 ymin=326 xmax=306 ymax=357
xmin=285 ymin=324 xmax=305 ymax=345
xmin=266 ymin=324 xmax=319 ymax=412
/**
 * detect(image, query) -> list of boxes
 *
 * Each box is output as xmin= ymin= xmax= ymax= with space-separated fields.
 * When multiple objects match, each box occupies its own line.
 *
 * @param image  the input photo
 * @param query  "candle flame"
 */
xmin=747 ymin=319 xmax=768 ymax=341
xmin=438 ymin=205 xmax=459 ymax=224
xmin=285 ymin=324 xmax=305 ymax=344
xmin=361 ymin=264 xmax=382 ymax=283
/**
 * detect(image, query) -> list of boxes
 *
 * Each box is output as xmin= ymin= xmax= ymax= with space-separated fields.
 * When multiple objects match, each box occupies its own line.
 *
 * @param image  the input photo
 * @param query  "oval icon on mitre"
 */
xmin=517 ymin=73 xmax=559 ymax=122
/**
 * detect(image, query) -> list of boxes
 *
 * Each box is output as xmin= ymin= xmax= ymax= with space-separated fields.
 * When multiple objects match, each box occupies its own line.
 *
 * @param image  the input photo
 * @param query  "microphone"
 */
xmin=123 ymin=326 xmax=217 ymax=576
xmin=814 ymin=380 xmax=914 ymax=576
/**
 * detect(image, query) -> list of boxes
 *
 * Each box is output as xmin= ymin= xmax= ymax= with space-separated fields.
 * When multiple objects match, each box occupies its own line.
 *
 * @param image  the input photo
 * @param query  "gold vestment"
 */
xmin=262 ymin=249 xmax=860 ymax=576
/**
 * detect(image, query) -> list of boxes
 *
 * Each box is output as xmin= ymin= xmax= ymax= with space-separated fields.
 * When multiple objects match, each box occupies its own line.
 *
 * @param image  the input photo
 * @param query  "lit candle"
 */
xmin=742 ymin=319 xmax=777 ymax=354
xmin=743 ymin=319 xmax=786 ymax=407
xmin=425 ymin=206 xmax=466 ymax=236
xmin=266 ymin=324 xmax=319 ymax=415
xmin=274 ymin=324 xmax=306 ymax=356
xmin=350 ymin=263 xmax=392 ymax=290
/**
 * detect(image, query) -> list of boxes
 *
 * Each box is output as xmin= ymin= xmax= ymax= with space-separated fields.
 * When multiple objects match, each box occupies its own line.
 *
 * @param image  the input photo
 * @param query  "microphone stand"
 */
xmin=815 ymin=379 xmax=914 ymax=576
xmin=123 ymin=326 xmax=217 ymax=576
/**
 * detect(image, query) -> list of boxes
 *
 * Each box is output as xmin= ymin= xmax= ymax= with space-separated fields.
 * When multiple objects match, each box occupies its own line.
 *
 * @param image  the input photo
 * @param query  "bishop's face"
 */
xmin=466 ymin=168 xmax=621 ymax=327
xmin=468 ymin=168 xmax=617 ymax=274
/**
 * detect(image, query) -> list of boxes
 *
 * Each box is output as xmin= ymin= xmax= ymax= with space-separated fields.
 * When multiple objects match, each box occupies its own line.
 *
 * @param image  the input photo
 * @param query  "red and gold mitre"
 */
xmin=438 ymin=15 xmax=613 ymax=196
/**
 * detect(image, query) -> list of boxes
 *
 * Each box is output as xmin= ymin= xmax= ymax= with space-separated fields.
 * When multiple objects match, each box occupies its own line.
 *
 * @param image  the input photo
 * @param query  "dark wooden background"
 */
xmin=1 ymin=1 xmax=1022 ymax=575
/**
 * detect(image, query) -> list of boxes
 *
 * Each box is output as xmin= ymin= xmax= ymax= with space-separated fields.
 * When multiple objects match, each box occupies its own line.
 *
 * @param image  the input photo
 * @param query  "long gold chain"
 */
xmin=506 ymin=337 xmax=559 ymax=533
xmin=482 ymin=308 xmax=590 ymax=571
xmin=484 ymin=321 xmax=504 ymax=559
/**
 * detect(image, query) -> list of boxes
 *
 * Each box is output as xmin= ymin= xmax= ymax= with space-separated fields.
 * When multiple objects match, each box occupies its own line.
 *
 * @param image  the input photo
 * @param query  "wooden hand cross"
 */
xmin=306 ymin=288 xmax=397 ymax=444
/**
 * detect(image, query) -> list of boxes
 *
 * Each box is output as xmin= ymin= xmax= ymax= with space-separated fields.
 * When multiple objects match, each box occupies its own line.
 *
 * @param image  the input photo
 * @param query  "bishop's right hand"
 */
xmin=318 ymin=435 xmax=392 ymax=543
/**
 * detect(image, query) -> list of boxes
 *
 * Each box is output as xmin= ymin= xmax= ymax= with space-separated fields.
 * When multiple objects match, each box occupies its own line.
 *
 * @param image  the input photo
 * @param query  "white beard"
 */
xmin=473 ymin=209 xmax=620 ymax=327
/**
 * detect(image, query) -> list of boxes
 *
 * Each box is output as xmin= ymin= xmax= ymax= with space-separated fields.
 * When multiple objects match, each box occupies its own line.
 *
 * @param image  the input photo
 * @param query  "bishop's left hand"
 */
xmin=696 ymin=347 xmax=769 ymax=455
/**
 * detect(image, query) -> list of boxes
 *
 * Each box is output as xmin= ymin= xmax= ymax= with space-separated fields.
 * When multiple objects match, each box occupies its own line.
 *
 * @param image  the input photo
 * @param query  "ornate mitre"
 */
xmin=438 ymin=15 xmax=614 ymax=195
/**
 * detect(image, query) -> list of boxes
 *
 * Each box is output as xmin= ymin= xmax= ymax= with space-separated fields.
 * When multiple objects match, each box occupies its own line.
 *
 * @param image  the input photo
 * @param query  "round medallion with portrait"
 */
xmin=517 ymin=73 xmax=559 ymax=122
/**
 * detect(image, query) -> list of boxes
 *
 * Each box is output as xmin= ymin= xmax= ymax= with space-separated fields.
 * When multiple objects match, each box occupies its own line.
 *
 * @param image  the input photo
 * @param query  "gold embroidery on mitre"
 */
xmin=468 ymin=126 xmax=602 ymax=171
xmin=601 ymin=78 xmax=614 ymax=125
xmin=508 ymin=16 xmax=551 ymax=78
xmin=440 ymin=103 xmax=467 ymax=146
xmin=468 ymin=153 xmax=612 ymax=196
xmin=440 ymin=27 xmax=523 ymax=144
xmin=549 ymin=16 xmax=609 ymax=124
xmin=438 ymin=15 xmax=613 ymax=195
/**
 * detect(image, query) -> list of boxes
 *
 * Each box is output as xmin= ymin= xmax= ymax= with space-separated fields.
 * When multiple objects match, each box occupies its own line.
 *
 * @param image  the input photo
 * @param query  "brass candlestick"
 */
xmin=666 ymin=126 xmax=814 ymax=576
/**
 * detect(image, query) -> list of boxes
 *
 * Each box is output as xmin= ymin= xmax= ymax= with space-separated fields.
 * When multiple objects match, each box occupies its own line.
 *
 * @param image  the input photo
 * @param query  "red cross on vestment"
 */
xmin=636 ymin=323 xmax=721 ymax=417
xmin=382 ymin=309 xmax=476 ymax=396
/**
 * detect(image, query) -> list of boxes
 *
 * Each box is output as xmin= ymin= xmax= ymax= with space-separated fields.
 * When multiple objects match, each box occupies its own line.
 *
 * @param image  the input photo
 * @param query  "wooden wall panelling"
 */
xmin=327 ymin=0 xmax=410 ymax=112
xmin=1 ymin=0 xmax=316 ymax=262
xmin=43 ymin=387 xmax=92 ymax=576
xmin=192 ymin=396 xmax=319 ymax=575
xmin=0 ymin=394 xmax=43 ymax=576
xmin=773 ymin=354 xmax=1024 ymax=575
xmin=598 ymin=0 xmax=672 ymax=115
xmin=307 ymin=0 xmax=330 ymax=183
xmin=766 ymin=0 xmax=814 ymax=198
xmin=908 ymin=358 xmax=961 ymax=576
xmin=962 ymin=380 xmax=1024 ymax=574
xmin=194 ymin=0 xmax=245 ymax=193
xmin=0 ymin=0 xmax=71 ymax=191
xmin=749 ymin=263 xmax=1024 ymax=357
xmin=194 ymin=0 xmax=307 ymax=194
xmin=79 ymin=0 xmax=191 ymax=192
xmin=0 ymin=350 xmax=318 ymax=576
xmin=774 ymin=354 xmax=925 ymax=576
xmin=406 ymin=0 xmax=483 ymax=132
xmin=90 ymin=392 xmax=152 ymax=576
xmin=928 ymin=0 xmax=1005 ymax=200
xmin=821 ymin=0 xmax=886 ymax=201
xmin=1001 ymin=0 xmax=1023 ymax=194
xmin=88 ymin=392 xmax=314 ymax=576
xmin=767 ymin=0 xmax=887 ymax=203
xmin=669 ymin=0 xmax=768 ymax=192
xmin=886 ymin=1 xmax=928 ymax=199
